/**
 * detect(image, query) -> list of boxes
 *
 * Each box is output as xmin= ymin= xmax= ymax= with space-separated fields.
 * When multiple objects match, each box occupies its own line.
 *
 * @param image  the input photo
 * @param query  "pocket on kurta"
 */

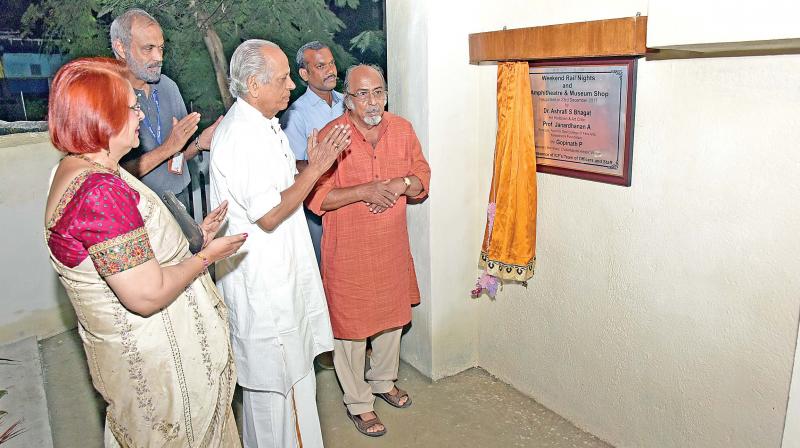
xmin=230 ymin=333 xmax=285 ymax=392
xmin=267 ymin=283 xmax=301 ymax=333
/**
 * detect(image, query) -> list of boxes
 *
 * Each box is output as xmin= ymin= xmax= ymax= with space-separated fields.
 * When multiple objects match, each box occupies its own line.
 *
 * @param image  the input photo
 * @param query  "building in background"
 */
xmin=0 ymin=31 xmax=65 ymax=121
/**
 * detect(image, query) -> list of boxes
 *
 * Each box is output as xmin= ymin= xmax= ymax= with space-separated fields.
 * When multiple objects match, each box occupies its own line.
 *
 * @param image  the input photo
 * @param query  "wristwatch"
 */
xmin=402 ymin=176 xmax=411 ymax=188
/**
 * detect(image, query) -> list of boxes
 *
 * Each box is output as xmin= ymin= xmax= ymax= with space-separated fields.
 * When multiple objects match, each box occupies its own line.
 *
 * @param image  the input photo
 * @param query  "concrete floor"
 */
xmin=40 ymin=329 xmax=612 ymax=447
xmin=0 ymin=337 xmax=52 ymax=448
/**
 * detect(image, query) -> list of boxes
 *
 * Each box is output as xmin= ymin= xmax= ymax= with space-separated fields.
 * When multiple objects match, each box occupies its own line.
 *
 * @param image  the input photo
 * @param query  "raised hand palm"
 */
xmin=200 ymin=201 xmax=228 ymax=248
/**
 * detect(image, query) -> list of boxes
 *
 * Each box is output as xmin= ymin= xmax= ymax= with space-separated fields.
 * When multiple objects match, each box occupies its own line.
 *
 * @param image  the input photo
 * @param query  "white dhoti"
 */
xmin=210 ymin=99 xmax=334 ymax=448
xmin=241 ymin=369 xmax=324 ymax=448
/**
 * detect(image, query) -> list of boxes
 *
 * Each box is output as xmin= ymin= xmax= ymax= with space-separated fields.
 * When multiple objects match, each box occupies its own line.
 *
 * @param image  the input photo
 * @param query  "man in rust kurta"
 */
xmin=307 ymin=64 xmax=430 ymax=437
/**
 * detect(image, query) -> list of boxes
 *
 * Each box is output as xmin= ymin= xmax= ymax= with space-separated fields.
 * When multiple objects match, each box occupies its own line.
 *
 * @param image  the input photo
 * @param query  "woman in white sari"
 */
xmin=44 ymin=57 xmax=246 ymax=447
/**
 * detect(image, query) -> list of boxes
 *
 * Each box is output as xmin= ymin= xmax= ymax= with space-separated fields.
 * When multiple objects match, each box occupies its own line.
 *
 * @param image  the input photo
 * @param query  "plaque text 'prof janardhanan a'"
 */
xmin=530 ymin=58 xmax=636 ymax=186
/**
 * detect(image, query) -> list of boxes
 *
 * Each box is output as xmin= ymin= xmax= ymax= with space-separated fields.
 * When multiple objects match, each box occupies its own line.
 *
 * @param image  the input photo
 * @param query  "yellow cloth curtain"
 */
xmin=479 ymin=61 xmax=537 ymax=282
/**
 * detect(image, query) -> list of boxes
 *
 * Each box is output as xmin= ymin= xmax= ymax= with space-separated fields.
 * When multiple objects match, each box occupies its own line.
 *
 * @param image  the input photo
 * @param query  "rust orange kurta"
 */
xmin=308 ymin=112 xmax=431 ymax=340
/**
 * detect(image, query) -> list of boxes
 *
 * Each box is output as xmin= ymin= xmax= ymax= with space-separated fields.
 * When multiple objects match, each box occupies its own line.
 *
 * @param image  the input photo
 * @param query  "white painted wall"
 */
xmin=387 ymin=0 xmax=435 ymax=377
xmin=479 ymin=53 xmax=800 ymax=448
xmin=0 ymin=132 xmax=74 ymax=343
xmin=648 ymin=0 xmax=800 ymax=48
xmin=784 ymin=325 xmax=800 ymax=447
xmin=389 ymin=0 xmax=800 ymax=446
xmin=388 ymin=0 xmax=487 ymax=379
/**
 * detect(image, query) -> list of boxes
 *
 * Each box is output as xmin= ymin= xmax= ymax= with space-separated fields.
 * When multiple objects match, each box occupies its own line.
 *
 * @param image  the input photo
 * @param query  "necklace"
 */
xmin=67 ymin=153 xmax=120 ymax=176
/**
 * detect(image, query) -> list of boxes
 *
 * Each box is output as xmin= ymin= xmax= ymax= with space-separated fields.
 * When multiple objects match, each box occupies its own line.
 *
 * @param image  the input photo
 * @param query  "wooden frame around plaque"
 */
xmin=529 ymin=57 xmax=636 ymax=186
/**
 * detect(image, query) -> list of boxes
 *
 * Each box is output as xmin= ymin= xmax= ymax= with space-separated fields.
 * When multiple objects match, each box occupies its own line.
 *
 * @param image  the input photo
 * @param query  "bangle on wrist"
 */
xmin=195 ymin=252 xmax=210 ymax=270
xmin=402 ymin=176 xmax=411 ymax=189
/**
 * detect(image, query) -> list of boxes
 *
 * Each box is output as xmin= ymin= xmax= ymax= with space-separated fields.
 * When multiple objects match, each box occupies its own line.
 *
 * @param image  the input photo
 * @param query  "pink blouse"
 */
xmin=47 ymin=170 xmax=154 ymax=277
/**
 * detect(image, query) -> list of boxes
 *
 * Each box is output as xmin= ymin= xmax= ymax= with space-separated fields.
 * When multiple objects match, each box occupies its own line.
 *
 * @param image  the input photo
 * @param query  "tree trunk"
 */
xmin=201 ymin=26 xmax=233 ymax=109
xmin=191 ymin=3 xmax=233 ymax=109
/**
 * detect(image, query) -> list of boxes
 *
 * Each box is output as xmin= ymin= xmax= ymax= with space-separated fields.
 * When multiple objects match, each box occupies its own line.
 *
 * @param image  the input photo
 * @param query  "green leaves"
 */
xmin=349 ymin=29 xmax=385 ymax=57
xmin=334 ymin=0 xmax=360 ymax=8
xmin=22 ymin=0 xmax=112 ymax=58
xmin=22 ymin=0 xmax=381 ymax=117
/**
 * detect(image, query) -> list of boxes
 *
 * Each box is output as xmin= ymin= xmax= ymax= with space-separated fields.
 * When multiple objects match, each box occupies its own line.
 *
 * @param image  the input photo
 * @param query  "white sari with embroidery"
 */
xmin=45 ymin=167 xmax=240 ymax=447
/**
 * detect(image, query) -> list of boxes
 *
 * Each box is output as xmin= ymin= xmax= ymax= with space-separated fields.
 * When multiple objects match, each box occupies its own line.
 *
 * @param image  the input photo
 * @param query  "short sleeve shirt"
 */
xmin=122 ymin=74 xmax=190 ymax=198
xmin=47 ymin=170 xmax=155 ymax=277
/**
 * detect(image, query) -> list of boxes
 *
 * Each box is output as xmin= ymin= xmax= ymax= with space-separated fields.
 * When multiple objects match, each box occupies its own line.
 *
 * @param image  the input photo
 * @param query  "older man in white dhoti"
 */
xmin=209 ymin=39 xmax=350 ymax=448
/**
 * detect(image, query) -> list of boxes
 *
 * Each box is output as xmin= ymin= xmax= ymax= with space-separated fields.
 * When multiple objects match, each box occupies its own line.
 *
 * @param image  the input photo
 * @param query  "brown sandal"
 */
xmin=346 ymin=410 xmax=387 ymax=437
xmin=375 ymin=386 xmax=412 ymax=408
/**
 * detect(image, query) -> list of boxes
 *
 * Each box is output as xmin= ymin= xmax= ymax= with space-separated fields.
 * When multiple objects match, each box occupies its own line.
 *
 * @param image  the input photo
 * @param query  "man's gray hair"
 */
xmin=295 ymin=41 xmax=329 ymax=70
xmin=343 ymin=64 xmax=387 ymax=109
xmin=109 ymin=9 xmax=159 ymax=58
xmin=229 ymin=39 xmax=279 ymax=99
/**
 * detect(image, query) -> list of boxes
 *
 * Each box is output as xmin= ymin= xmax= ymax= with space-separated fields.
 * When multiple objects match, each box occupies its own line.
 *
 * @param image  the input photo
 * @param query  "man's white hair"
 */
xmin=109 ymin=9 xmax=159 ymax=58
xmin=229 ymin=39 xmax=279 ymax=99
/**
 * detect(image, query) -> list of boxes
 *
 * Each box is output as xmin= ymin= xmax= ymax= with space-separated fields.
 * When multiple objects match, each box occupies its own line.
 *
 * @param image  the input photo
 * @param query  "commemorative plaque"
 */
xmin=529 ymin=58 xmax=636 ymax=186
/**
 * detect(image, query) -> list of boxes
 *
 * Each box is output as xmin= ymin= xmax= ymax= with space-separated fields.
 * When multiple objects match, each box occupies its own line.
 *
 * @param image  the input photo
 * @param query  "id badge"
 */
xmin=168 ymin=152 xmax=184 ymax=175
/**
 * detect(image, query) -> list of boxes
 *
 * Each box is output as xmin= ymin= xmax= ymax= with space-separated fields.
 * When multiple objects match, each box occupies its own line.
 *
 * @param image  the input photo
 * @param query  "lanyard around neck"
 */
xmin=141 ymin=89 xmax=162 ymax=145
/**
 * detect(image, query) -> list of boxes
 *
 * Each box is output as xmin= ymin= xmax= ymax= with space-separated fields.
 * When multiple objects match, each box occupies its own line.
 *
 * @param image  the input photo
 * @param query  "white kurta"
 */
xmin=209 ymin=98 xmax=333 ymax=395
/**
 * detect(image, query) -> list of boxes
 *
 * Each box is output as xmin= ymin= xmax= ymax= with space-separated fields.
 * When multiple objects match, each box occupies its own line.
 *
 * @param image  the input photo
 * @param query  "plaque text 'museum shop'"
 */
xmin=530 ymin=59 xmax=635 ymax=186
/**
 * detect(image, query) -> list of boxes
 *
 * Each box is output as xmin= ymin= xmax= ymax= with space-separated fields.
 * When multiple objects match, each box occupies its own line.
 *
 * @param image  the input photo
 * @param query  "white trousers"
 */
xmin=241 ymin=369 xmax=324 ymax=448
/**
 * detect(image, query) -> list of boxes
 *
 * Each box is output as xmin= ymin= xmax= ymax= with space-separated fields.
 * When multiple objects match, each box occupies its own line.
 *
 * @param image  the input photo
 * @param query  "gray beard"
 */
xmin=125 ymin=48 xmax=162 ymax=83
xmin=364 ymin=114 xmax=382 ymax=126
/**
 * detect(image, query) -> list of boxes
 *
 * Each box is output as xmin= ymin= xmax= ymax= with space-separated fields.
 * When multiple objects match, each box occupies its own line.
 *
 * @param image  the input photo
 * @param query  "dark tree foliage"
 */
xmin=22 ymin=0 xmax=382 ymax=120
xmin=328 ymin=0 xmax=386 ymax=72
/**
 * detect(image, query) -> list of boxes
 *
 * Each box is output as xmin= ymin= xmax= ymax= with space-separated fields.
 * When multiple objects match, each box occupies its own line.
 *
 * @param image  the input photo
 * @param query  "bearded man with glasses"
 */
xmin=307 ymin=64 xmax=431 ymax=438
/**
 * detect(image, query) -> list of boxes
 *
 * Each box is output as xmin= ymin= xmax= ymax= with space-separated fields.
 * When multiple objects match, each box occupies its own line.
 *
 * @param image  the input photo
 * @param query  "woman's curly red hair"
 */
xmin=48 ymin=57 xmax=131 ymax=154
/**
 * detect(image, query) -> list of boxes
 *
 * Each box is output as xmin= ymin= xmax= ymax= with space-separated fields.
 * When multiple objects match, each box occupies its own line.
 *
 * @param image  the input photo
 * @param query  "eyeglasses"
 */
xmin=128 ymin=102 xmax=142 ymax=113
xmin=346 ymin=88 xmax=387 ymax=103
